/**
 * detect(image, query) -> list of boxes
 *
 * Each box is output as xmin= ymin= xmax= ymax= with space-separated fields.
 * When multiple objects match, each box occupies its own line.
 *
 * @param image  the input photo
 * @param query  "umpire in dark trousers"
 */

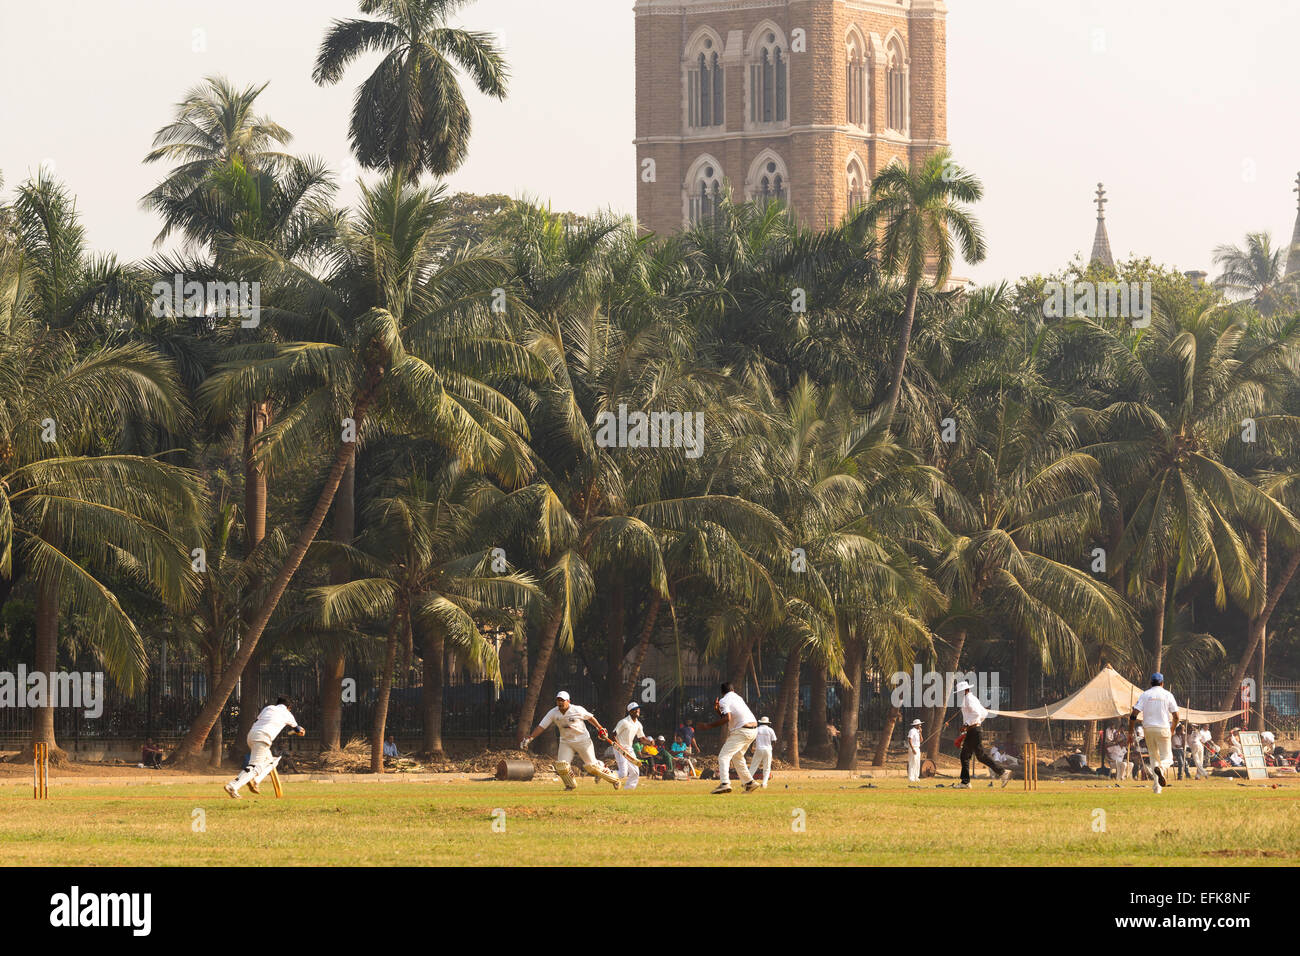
xmin=956 ymin=680 xmax=1012 ymax=789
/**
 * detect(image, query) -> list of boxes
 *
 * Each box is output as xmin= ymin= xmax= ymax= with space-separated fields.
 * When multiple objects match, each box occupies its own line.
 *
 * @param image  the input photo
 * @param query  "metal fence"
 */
xmin=2 ymin=657 xmax=1296 ymax=747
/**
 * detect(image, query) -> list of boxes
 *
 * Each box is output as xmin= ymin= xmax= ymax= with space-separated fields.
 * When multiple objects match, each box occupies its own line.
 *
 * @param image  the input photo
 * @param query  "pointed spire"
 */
xmin=1285 ymin=171 xmax=1300 ymax=281
xmin=1090 ymin=182 xmax=1115 ymax=269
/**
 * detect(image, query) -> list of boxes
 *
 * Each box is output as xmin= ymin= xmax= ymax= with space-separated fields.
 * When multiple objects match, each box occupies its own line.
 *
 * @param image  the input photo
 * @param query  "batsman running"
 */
xmin=225 ymin=696 xmax=304 ymax=799
xmin=521 ymin=691 xmax=622 ymax=790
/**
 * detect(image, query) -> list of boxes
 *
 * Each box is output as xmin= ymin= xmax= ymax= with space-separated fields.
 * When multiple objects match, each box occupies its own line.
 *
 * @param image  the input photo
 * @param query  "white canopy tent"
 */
xmin=992 ymin=665 xmax=1242 ymax=724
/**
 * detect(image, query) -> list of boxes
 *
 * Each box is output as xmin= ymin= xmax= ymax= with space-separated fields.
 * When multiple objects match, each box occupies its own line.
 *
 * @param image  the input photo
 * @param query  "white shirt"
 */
xmin=718 ymin=691 xmax=757 ymax=732
xmin=614 ymin=716 xmax=644 ymax=750
xmin=1197 ymin=728 xmax=1212 ymax=746
xmin=1262 ymin=731 xmax=1276 ymax=746
xmin=1134 ymin=686 xmax=1179 ymax=729
xmin=539 ymin=704 xmax=594 ymax=743
xmin=755 ymin=725 xmax=777 ymax=752
xmin=250 ymin=704 xmax=300 ymax=741
xmin=961 ymin=692 xmax=989 ymax=727
xmin=907 ymin=727 xmax=921 ymax=753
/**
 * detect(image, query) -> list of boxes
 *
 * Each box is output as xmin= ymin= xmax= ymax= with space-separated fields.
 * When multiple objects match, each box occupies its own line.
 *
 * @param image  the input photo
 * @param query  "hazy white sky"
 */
xmin=2 ymin=0 xmax=1298 ymax=284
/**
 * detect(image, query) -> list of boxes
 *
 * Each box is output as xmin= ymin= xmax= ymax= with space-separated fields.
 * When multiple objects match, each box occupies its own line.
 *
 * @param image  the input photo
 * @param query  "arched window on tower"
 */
xmin=886 ymin=37 xmax=909 ymax=133
xmin=746 ymin=152 xmax=790 ymax=211
xmin=750 ymin=30 xmax=788 ymax=125
xmin=686 ymin=34 xmax=725 ymax=129
xmin=846 ymin=31 xmax=867 ymax=127
xmin=846 ymin=156 xmax=868 ymax=214
xmin=688 ymin=160 xmax=725 ymax=226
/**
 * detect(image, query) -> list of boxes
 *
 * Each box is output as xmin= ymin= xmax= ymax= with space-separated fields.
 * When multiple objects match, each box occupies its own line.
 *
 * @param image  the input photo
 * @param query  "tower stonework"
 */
xmin=635 ymin=0 xmax=949 ymax=235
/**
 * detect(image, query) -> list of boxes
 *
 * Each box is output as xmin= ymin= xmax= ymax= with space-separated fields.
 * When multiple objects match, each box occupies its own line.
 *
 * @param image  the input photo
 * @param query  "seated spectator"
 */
xmin=669 ymin=734 xmax=695 ymax=776
xmin=989 ymin=742 xmax=1020 ymax=768
xmin=141 ymin=738 xmax=164 ymax=769
xmin=1065 ymin=747 xmax=1088 ymax=773
xmin=383 ymin=735 xmax=399 ymax=764
xmin=651 ymin=735 xmax=673 ymax=777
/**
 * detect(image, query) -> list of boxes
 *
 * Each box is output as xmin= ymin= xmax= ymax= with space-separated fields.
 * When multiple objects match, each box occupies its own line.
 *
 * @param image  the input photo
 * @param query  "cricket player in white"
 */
xmin=1188 ymin=725 xmax=1210 ymax=779
xmin=698 ymin=682 xmax=760 ymax=794
xmin=906 ymin=718 xmax=923 ymax=783
xmin=521 ymin=691 xmax=621 ymax=790
xmin=749 ymin=716 xmax=777 ymax=787
xmin=1131 ymin=672 xmax=1181 ymax=794
xmin=613 ymin=702 xmax=652 ymax=789
xmin=225 ymin=696 xmax=304 ymax=799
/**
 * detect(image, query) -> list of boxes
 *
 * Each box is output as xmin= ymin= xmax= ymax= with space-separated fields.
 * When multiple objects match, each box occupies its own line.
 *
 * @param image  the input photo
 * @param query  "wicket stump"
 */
xmin=34 ymin=742 xmax=49 ymax=799
xmin=270 ymin=767 xmax=283 ymax=798
xmin=1022 ymin=742 xmax=1038 ymax=790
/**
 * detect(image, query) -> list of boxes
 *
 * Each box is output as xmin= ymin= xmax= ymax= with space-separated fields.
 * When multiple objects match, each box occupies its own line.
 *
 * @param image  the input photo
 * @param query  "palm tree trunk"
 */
xmin=1219 ymin=547 xmax=1297 ymax=712
xmin=320 ymin=648 xmax=345 ymax=750
xmin=208 ymin=652 xmax=223 ymax=768
xmin=519 ymin=605 xmax=563 ymax=736
xmin=618 ymin=592 xmax=662 ymax=709
xmin=728 ymin=628 xmax=760 ymax=693
xmin=321 ymin=460 xmax=356 ymax=751
xmin=881 ymin=282 xmax=920 ymax=425
xmin=772 ymin=645 xmax=801 ymax=749
xmin=1152 ymin=557 xmax=1169 ymax=674
xmin=604 ymin=577 xmax=625 ymax=712
xmin=169 ymin=387 xmax=378 ymax=765
xmin=422 ymin=630 xmax=445 ymax=758
xmin=1253 ymin=630 xmax=1266 ymax=732
xmin=925 ymin=629 xmax=966 ymax=762
xmin=1012 ymin=630 xmax=1029 ymax=746
xmin=872 ymin=705 xmax=901 ymax=766
xmin=807 ymin=664 xmax=830 ymax=758
xmin=235 ymin=400 xmax=272 ymax=751
xmin=786 ymin=693 xmax=800 ymax=770
xmin=370 ymin=612 xmax=403 ymax=774
xmin=31 ymin=578 xmax=63 ymax=759
xmin=835 ymin=639 xmax=865 ymax=770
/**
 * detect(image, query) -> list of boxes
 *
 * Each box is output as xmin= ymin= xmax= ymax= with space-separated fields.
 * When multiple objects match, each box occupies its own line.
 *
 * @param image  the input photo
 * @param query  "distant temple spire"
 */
xmin=1286 ymin=171 xmax=1300 ymax=281
xmin=1090 ymin=182 xmax=1115 ymax=269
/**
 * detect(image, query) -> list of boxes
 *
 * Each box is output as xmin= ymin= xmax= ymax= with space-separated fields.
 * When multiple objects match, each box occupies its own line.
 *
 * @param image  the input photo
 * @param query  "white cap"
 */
xmin=556 ymin=691 xmax=571 ymax=701
xmin=627 ymin=702 xmax=640 ymax=712
xmin=657 ymin=735 xmax=666 ymax=741
xmin=911 ymin=719 xmax=923 ymax=726
xmin=758 ymin=716 xmax=771 ymax=725
xmin=954 ymin=680 xmax=973 ymax=693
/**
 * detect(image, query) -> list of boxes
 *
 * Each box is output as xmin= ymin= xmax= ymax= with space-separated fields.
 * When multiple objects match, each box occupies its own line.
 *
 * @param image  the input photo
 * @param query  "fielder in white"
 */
xmin=698 ymin=682 xmax=760 ymax=794
xmin=906 ymin=718 xmax=923 ymax=783
xmin=1130 ymin=672 xmax=1181 ymax=795
xmin=521 ymin=691 xmax=621 ymax=790
xmin=224 ymin=696 xmax=304 ymax=799
xmin=613 ymin=702 xmax=653 ymax=789
xmin=749 ymin=716 xmax=777 ymax=787
xmin=1188 ymin=725 xmax=1210 ymax=779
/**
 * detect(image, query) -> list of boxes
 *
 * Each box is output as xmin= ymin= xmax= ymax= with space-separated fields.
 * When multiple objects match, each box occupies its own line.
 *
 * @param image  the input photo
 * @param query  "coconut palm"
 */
xmin=167 ymin=172 xmax=542 ymax=763
xmin=1080 ymin=301 xmax=1300 ymax=675
xmin=313 ymin=0 xmax=508 ymax=179
xmin=141 ymin=76 xmax=294 ymax=247
xmin=1213 ymin=232 xmax=1288 ymax=313
xmin=311 ymin=467 xmax=541 ymax=771
xmin=855 ymin=149 xmax=986 ymax=425
xmin=1 ymin=178 xmax=204 ymax=756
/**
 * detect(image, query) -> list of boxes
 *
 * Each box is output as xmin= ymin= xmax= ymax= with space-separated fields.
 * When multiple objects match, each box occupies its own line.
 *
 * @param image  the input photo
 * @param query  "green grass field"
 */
xmin=2 ymin=777 xmax=1297 ymax=866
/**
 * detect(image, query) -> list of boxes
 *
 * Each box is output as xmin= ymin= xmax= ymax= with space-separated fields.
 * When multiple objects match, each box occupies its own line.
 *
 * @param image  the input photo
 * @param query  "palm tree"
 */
xmin=313 ymin=0 xmax=508 ymax=180
xmin=168 ymin=173 xmax=541 ymax=764
xmin=1081 ymin=302 xmax=1300 ymax=675
xmin=311 ymin=468 xmax=541 ymax=771
xmin=1213 ymin=232 xmax=1287 ymax=313
xmin=141 ymin=76 xmax=294 ymax=246
xmin=1 ymin=178 xmax=204 ymax=757
xmin=857 ymin=149 xmax=986 ymax=425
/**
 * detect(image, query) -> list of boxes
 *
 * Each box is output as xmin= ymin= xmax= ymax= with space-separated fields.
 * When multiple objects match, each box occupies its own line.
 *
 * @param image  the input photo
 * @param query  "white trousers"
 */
xmin=1190 ymin=744 xmax=1208 ymax=779
xmin=749 ymin=748 xmax=773 ymax=785
xmin=719 ymin=727 xmax=757 ymax=786
xmin=558 ymin=738 xmax=598 ymax=769
xmin=615 ymin=751 xmax=640 ymax=789
xmin=907 ymin=749 xmax=921 ymax=782
xmin=231 ymin=732 xmax=275 ymax=789
xmin=1145 ymin=727 xmax=1173 ymax=771
xmin=1107 ymin=747 xmax=1128 ymax=778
